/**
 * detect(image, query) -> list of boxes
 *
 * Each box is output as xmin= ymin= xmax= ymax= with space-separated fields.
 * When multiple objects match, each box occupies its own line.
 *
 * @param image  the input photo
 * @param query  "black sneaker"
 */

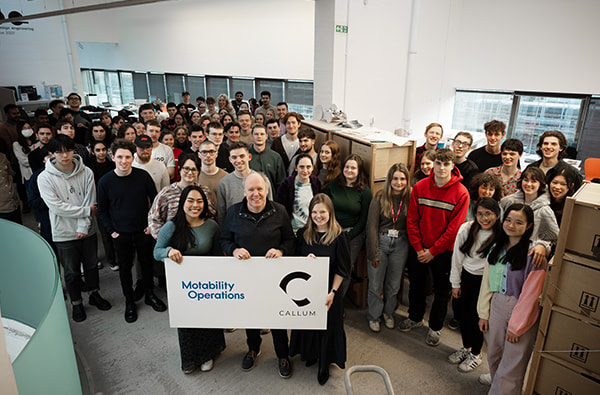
xmin=72 ymin=304 xmax=86 ymax=322
xmin=124 ymin=302 xmax=137 ymax=323
xmin=278 ymin=358 xmax=292 ymax=379
xmin=241 ymin=350 xmax=260 ymax=371
xmin=89 ymin=291 xmax=112 ymax=311
xmin=448 ymin=318 xmax=460 ymax=330
xmin=145 ymin=293 xmax=167 ymax=312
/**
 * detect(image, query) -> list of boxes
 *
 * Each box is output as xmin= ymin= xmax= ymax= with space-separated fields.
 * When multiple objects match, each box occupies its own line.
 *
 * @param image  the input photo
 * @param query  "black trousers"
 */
xmin=459 ymin=269 xmax=484 ymax=355
xmin=246 ymin=329 xmax=289 ymax=359
xmin=407 ymin=251 xmax=452 ymax=331
xmin=113 ymin=232 xmax=155 ymax=302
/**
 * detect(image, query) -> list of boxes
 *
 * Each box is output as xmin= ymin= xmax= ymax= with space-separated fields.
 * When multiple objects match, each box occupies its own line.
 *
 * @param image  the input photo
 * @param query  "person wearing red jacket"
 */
xmin=399 ymin=148 xmax=469 ymax=347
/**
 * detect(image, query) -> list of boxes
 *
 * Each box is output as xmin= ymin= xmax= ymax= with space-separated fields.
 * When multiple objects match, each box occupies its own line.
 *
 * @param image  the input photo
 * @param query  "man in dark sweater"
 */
xmin=97 ymin=139 xmax=166 ymax=323
xmin=451 ymin=131 xmax=479 ymax=189
xmin=468 ymin=120 xmax=506 ymax=172
xmin=220 ymin=172 xmax=295 ymax=379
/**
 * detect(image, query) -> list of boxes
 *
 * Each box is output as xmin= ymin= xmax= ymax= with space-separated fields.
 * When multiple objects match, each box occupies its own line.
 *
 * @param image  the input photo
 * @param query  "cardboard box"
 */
xmin=544 ymin=309 xmax=600 ymax=375
xmin=553 ymin=254 xmax=600 ymax=321
xmin=534 ymin=357 xmax=600 ymax=395
xmin=563 ymin=183 xmax=600 ymax=261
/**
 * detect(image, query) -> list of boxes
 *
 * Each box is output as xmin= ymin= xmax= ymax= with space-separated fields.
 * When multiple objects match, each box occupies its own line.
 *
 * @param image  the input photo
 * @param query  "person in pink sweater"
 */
xmin=477 ymin=203 xmax=547 ymax=394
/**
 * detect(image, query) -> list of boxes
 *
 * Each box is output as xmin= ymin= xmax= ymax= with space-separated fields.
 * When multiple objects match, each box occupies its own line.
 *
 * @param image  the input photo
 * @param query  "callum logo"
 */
xmin=0 ymin=9 xmax=29 ymax=25
xmin=279 ymin=271 xmax=311 ymax=307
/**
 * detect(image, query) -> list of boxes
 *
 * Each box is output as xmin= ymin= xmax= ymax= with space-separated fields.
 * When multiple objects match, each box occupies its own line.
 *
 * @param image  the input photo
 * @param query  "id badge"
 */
xmin=387 ymin=229 xmax=399 ymax=238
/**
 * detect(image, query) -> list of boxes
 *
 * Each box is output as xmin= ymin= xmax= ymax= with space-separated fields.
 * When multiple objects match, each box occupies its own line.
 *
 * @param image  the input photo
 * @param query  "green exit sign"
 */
xmin=335 ymin=25 xmax=348 ymax=33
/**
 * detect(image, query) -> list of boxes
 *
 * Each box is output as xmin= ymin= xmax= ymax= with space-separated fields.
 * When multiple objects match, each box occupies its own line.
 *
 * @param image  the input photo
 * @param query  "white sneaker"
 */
xmin=425 ymin=329 xmax=441 ymax=346
xmin=200 ymin=359 xmax=213 ymax=372
xmin=368 ymin=320 xmax=381 ymax=333
xmin=458 ymin=353 xmax=482 ymax=372
xmin=383 ymin=314 xmax=395 ymax=329
xmin=478 ymin=373 xmax=492 ymax=385
xmin=448 ymin=347 xmax=470 ymax=364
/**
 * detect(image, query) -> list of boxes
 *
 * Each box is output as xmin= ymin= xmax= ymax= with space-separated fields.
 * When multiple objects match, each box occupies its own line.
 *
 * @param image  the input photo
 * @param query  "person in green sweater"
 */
xmin=154 ymin=185 xmax=225 ymax=374
xmin=324 ymin=154 xmax=372 ymax=296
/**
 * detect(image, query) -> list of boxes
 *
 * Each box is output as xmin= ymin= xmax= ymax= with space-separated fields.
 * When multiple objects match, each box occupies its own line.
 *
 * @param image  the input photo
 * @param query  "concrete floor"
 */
xmin=70 ymin=267 xmax=490 ymax=395
xmin=22 ymin=213 xmax=490 ymax=395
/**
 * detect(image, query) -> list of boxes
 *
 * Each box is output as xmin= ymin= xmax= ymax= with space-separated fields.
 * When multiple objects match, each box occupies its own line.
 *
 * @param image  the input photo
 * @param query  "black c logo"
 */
xmin=279 ymin=271 xmax=311 ymax=307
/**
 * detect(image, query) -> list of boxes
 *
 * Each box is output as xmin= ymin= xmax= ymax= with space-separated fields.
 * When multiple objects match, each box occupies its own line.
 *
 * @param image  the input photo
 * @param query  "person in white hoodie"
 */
xmin=38 ymin=135 xmax=111 ymax=322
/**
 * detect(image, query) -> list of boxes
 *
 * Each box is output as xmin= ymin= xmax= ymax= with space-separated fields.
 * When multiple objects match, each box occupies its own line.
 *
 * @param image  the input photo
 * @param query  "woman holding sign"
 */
xmin=290 ymin=193 xmax=350 ymax=385
xmin=154 ymin=185 xmax=225 ymax=374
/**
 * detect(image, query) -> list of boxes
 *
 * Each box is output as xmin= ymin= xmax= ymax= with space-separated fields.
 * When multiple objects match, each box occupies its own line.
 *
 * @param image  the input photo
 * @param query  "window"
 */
xmin=80 ymin=68 xmax=314 ymax=119
xmin=132 ymin=72 xmax=149 ymax=100
xmin=148 ymin=73 xmax=166 ymax=101
xmin=165 ymin=74 xmax=185 ymax=103
xmin=512 ymin=93 xmax=583 ymax=154
xmin=453 ymin=89 xmax=591 ymax=157
xmin=256 ymin=79 xmax=284 ymax=104
xmin=185 ymin=75 xmax=206 ymax=100
xmin=286 ymin=81 xmax=313 ymax=106
xmin=229 ymin=78 xmax=254 ymax=101
xmin=106 ymin=71 xmax=122 ymax=106
xmin=452 ymin=90 xmax=513 ymax=134
xmin=576 ymin=97 xmax=600 ymax=162
xmin=92 ymin=71 xmax=108 ymax=104
xmin=286 ymin=80 xmax=314 ymax=118
xmin=119 ymin=72 xmax=135 ymax=105
xmin=205 ymin=76 xmax=228 ymax=98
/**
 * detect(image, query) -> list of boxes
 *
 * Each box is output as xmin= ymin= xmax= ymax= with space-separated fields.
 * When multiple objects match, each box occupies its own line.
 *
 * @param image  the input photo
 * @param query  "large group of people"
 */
xmin=0 ymin=90 xmax=585 ymax=392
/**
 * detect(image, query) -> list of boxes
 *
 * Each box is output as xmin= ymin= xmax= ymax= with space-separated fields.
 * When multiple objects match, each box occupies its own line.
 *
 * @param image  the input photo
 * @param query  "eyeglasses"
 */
xmin=199 ymin=150 xmax=217 ymax=156
xmin=452 ymin=140 xmax=471 ymax=148
xmin=181 ymin=167 xmax=198 ymax=173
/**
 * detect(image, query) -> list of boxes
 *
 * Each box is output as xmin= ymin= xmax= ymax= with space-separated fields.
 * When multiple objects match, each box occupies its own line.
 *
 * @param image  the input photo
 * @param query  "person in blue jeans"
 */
xmin=366 ymin=163 xmax=411 ymax=332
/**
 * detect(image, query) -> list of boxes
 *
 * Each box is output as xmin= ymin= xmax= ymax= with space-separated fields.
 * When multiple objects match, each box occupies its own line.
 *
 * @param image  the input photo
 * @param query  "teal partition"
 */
xmin=0 ymin=219 xmax=81 ymax=394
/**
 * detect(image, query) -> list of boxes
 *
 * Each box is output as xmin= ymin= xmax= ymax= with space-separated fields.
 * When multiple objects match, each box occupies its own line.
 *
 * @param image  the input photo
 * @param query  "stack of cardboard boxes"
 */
xmin=525 ymin=182 xmax=600 ymax=394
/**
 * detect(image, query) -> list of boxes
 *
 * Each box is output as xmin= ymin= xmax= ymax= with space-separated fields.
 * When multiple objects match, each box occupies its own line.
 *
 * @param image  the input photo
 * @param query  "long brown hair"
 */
xmin=303 ymin=194 xmax=342 ymax=246
xmin=315 ymin=140 xmax=341 ymax=184
xmin=337 ymin=154 xmax=368 ymax=191
xmin=377 ymin=163 xmax=411 ymax=218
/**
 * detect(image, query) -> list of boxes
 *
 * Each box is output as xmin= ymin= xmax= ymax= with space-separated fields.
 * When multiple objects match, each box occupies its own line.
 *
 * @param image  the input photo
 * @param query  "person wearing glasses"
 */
xmin=468 ymin=120 xmax=506 ymax=172
xmin=197 ymin=140 xmax=228 ymax=203
xmin=206 ymin=121 xmax=233 ymax=173
xmin=451 ymin=131 xmax=479 ymax=189
xmin=148 ymin=153 xmax=216 ymax=240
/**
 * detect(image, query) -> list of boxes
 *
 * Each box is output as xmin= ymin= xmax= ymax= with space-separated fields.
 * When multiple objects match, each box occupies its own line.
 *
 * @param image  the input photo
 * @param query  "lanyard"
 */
xmin=391 ymin=198 xmax=403 ymax=228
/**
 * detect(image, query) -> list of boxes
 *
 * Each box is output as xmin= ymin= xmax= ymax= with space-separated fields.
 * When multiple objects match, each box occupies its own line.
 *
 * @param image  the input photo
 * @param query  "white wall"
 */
xmin=314 ymin=0 xmax=600 ymax=139
xmin=0 ymin=0 xmax=74 ymax=100
xmin=71 ymin=0 xmax=315 ymax=84
xmin=1 ymin=0 xmax=315 ymax=99
xmin=3 ymin=0 xmax=600 ymax=137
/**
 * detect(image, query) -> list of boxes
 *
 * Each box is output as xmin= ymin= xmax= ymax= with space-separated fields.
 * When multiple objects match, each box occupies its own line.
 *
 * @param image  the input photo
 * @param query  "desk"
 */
xmin=303 ymin=120 xmax=417 ymax=195
xmin=303 ymin=120 xmax=417 ymax=308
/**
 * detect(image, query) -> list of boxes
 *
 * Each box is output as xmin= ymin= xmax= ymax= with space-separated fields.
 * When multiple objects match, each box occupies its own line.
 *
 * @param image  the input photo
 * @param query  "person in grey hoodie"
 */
xmin=38 ymin=135 xmax=111 ymax=322
xmin=499 ymin=166 xmax=559 ymax=245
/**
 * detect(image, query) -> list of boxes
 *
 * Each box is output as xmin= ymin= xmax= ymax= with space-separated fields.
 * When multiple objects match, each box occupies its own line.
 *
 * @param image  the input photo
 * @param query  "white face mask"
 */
xmin=21 ymin=128 xmax=34 ymax=138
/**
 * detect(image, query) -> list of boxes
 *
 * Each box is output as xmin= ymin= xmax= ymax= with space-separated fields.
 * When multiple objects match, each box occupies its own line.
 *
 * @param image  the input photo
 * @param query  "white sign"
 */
xmin=165 ymin=256 xmax=329 ymax=330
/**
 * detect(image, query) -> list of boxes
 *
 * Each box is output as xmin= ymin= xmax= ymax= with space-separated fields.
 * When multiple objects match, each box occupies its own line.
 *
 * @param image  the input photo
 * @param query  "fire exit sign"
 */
xmin=335 ymin=25 xmax=348 ymax=33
